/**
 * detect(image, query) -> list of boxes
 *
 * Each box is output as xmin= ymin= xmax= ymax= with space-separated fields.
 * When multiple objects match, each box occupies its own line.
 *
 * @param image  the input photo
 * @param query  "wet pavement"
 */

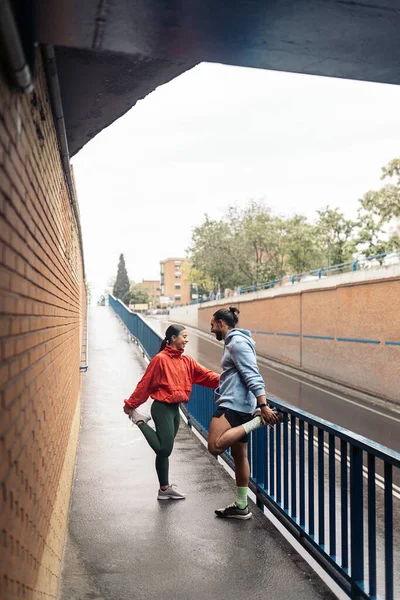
xmin=60 ymin=306 xmax=335 ymax=600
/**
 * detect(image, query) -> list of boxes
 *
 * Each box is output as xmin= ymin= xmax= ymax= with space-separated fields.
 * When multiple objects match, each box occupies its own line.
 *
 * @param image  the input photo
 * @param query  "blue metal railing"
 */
xmin=110 ymin=295 xmax=161 ymax=358
xmin=110 ymin=295 xmax=399 ymax=600
xmin=173 ymin=249 xmax=400 ymax=307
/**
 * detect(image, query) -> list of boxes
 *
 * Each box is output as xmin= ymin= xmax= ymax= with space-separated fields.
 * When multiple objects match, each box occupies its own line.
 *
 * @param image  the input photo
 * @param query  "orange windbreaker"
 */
xmin=124 ymin=345 xmax=220 ymax=410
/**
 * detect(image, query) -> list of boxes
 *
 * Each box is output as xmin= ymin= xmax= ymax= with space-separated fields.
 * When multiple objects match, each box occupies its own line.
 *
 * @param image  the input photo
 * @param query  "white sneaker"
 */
xmin=157 ymin=484 xmax=186 ymax=500
xmin=129 ymin=408 xmax=151 ymax=425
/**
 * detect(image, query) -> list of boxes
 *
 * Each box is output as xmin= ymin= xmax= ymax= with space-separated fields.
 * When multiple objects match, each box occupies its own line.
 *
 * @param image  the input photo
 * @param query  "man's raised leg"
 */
xmin=208 ymin=413 xmax=261 ymax=456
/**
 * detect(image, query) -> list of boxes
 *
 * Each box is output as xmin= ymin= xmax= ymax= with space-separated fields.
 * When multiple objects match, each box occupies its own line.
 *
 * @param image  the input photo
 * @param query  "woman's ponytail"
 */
xmin=159 ymin=337 xmax=168 ymax=352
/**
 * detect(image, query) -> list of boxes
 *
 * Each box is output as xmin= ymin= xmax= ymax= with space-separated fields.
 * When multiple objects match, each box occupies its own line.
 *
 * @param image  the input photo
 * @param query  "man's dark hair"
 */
xmin=213 ymin=306 xmax=240 ymax=328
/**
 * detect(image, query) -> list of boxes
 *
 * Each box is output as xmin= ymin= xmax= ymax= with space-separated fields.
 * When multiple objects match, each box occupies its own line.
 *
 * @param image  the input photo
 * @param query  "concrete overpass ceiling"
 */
xmin=36 ymin=0 xmax=400 ymax=156
xmin=52 ymin=47 xmax=195 ymax=157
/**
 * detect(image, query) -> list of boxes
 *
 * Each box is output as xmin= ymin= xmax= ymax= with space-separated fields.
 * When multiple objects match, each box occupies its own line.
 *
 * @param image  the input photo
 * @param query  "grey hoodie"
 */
xmin=214 ymin=328 xmax=266 ymax=413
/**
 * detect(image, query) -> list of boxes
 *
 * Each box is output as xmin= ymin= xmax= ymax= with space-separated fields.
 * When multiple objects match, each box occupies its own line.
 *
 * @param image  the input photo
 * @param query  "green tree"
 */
xmin=315 ymin=207 xmax=356 ymax=266
xmin=188 ymin=216 xmax=240 ymax=292
xmin=229 ymin=202 xmax=287 ymax=284
xmin=113 ymin=254 xmax=130 ymax=300
xmin=188 ymin=201 xmax=294 ymax=291
xmin=181 ymin=262 xmax=213 ymax=296
xmin=284 ymin=215 xmax=321 ymax=274
xmin=360 ymin=159 xmax=400 ymax=221
xmin=127 ymin=284 xmax=150 ymax=305
xmin=356 ymin=158 xmax=400 ymax=256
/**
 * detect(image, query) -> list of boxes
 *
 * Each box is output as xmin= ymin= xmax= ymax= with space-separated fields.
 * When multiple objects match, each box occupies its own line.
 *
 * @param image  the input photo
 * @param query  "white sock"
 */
xmin=242 ymin=416 xmax=263 ymax=435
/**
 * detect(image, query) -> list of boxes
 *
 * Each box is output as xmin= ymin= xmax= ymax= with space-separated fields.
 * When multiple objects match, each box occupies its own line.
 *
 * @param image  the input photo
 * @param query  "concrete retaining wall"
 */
xmin=191 ymin=266 xmax=400 ymax=402
xmin=167 ymin=303 xmax=199 ymax=328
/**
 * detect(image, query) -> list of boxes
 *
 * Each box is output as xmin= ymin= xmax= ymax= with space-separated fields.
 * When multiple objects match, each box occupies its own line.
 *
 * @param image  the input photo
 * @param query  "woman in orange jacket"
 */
xmin=123 ymin=324 xmax=219 ymax=500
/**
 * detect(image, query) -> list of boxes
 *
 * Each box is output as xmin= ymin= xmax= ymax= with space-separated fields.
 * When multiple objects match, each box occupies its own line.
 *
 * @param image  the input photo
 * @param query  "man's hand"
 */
xmin=123 ymin=403 xmax=133 ymax=417
xmin=259 ymin=405 xmax=280 ymax=426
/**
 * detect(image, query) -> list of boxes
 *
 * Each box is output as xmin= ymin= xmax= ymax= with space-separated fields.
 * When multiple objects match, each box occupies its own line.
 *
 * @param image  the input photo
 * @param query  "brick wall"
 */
xmin=0 ymin=50 xmax=86 ymax=599
xmin=198 ymin=275 xmax=400 ymax=401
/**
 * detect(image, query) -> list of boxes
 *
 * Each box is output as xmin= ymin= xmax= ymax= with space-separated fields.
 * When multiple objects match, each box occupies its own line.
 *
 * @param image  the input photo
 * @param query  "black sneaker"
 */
xmin=215 ymin=502 xmax=252 ymax=520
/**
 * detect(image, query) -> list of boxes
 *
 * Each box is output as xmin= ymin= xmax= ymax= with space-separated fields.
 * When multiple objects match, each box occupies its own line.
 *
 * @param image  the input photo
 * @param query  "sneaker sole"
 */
xmin=215 ymin=512 xmax=252 ymax=520
xmin=130 ymin=418 xmax=151 ymax=425
xmin=157 ymin=495 xmax=186 ymax=500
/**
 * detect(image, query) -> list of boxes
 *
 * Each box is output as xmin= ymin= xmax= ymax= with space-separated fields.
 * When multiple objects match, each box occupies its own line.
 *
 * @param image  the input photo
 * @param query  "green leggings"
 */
xmin=138 ymin=401 xmax=180 ymax=487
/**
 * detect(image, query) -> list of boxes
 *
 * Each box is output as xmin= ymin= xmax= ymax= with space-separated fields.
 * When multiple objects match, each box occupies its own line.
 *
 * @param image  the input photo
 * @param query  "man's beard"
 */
xmin=215 ymin=330 xmax=223 ymax=341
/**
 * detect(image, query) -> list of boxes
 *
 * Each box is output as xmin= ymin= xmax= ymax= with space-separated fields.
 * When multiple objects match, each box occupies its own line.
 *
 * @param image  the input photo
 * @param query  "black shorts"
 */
xmin=213 ymin=407 xmax=254 ymax=443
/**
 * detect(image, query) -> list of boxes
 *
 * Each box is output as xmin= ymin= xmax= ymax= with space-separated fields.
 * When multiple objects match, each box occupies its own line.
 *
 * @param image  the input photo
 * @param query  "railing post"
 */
xmin=340 ymin=440 xmax=349 ymax=572
xmin=283 ymin=418 xmax=289 ymax=511
xmin=328 ymin=434 xmax=336 ymax=560
xmin=318 ymin=429 xmax=325 ymax=547
xmin=384 ymin=463 xmax=394 ymax=600
xmin=291 ymin=416 xmax=297 ymax=520
xmin=299 ymin=420 xmax=305 ymax=528
xmin=308 ymin=424 xmax=314 ymax=538
xmin=350 ymin=445 xmax=364 ymax=593
xmin=367 ymin=454 xmax=376 ymax=598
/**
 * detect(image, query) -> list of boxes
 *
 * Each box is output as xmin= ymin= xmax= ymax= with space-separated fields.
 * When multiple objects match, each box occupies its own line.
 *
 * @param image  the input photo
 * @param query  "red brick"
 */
xmin=3 ymin=154 xmax=26 ymax=202
xmin=0 ymin=364 xmax=8 ymax=389
xmin=0 ymin=268 xmax=10 ymax=293
xmin=1 ymin=338 xmax=15 ymax=361
xmin=0 ymin=113 xmax=12 ymax=152
xmin=2 ymin=245 xmax=16 ymax=270
xmin=0 ymin=166 xmax=12 ymax=200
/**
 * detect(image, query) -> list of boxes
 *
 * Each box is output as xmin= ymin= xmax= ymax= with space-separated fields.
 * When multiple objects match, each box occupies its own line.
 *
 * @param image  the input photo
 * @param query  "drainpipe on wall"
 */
xmin=0 ymin=0 xmax=34 ymax=92
xmin=42 ymin=44 xmax=86 ymax=279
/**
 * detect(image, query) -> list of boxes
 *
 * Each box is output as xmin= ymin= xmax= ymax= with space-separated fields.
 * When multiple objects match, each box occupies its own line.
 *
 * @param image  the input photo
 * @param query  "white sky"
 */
xmin=71 ymin=62 xmax=400 ymax=300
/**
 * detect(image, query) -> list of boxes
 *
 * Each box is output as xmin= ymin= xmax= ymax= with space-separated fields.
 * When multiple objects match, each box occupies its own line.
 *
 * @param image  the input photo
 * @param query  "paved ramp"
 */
xmin=60 ymin=306 xmax=335 ymax=600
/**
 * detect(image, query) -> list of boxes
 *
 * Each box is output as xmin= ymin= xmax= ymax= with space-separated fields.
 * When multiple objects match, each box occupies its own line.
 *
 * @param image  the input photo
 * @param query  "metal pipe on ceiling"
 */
xmin=42 ymin=44 xmax=86 ymax=279
xmin=0 ymin=0 xmax=34 ymax=92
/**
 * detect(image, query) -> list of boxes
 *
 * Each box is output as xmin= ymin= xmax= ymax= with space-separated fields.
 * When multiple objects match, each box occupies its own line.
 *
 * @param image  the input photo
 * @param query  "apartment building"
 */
xmin=135 ymin=279 xmax=160 ymax=306
xmin=160 ymin=258 xmax=191 ymax=305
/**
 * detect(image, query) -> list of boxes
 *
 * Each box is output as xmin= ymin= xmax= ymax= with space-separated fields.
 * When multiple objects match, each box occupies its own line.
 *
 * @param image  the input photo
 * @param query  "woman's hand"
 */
xmin=123 ymin=403 xmax=133 ymax=417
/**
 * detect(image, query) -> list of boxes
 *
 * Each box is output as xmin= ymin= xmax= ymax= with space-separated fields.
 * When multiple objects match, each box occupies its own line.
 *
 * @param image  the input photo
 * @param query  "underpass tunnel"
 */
xmin=0 ymin=1 xmax=399 ymax=598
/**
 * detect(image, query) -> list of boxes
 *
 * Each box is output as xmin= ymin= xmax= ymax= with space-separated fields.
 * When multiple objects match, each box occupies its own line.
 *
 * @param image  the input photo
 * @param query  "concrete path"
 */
xmin=59 ymin=306 xmax=335 ymax=600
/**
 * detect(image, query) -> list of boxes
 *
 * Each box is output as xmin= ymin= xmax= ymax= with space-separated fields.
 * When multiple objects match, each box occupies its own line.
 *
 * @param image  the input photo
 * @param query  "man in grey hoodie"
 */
xmin=208 ymin=306 xmax=279 ymax=520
